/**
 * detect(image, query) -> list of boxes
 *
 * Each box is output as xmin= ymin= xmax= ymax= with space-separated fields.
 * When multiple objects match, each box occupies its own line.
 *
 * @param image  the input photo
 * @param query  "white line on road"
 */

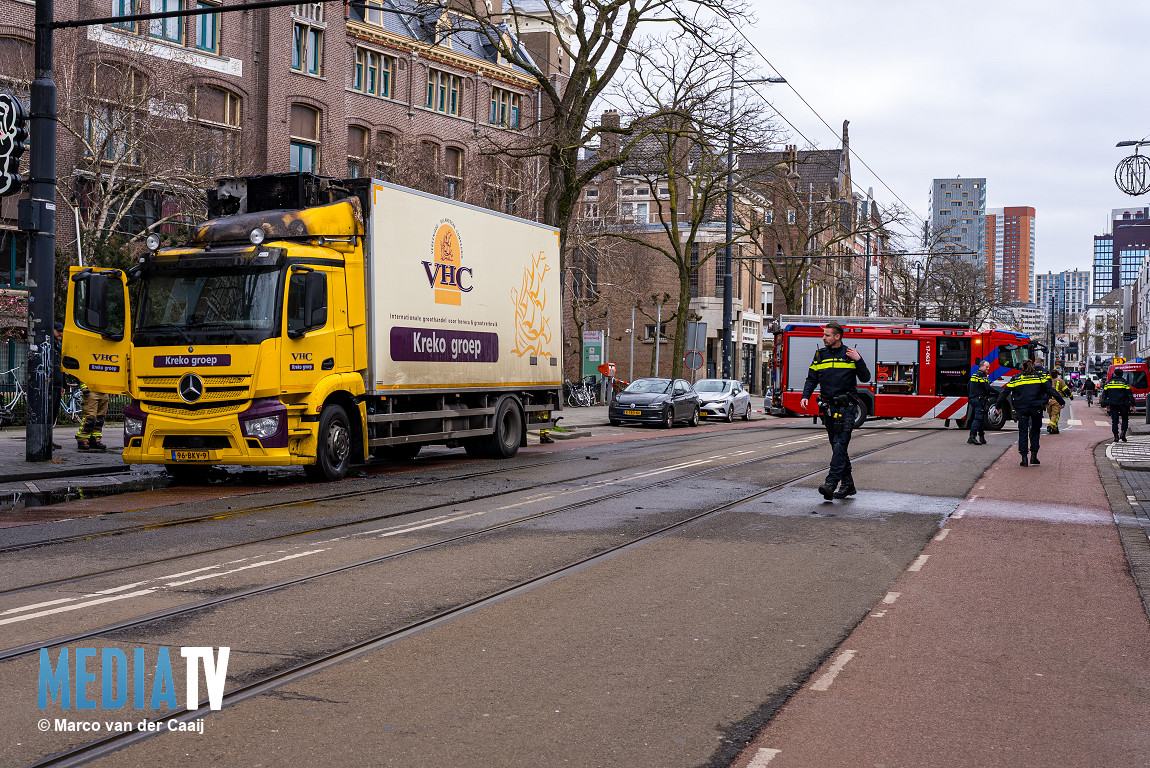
xmin=91 ymin=581 xmax=152 ymax=595
xmin=934 ymin=529 xmax=950 ymax=542
xmin=871 ymin=610 xmax=886 ymax=618
xmin=1067 ymin=419 xmax=1082 ymax=426
xmin=378 ymin=511 xmax=486 ymax=534
xmin=810 ymin=649 xmax=856 ymax=691
xmin=747 ymin=747 xmax=782 ymax=767
xmin=165 ymin=549 xmax=328 ymax=587
xmin=1096 ymin=420 xmax=1111 ymax=427
xmin=882 ymin=591 xmax=901 ymax=605
xmin=0 ymin=590 xmax=157 ymax=626
xmin=908 ymin=555 xmax=930 ymax=572
xmin=0 ymin=597 xmax=76 ymax=615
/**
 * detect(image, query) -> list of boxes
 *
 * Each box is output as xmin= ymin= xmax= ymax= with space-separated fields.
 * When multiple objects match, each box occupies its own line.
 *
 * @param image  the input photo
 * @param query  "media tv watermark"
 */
xmin=36 ymin=646 xmax=230 ymax=734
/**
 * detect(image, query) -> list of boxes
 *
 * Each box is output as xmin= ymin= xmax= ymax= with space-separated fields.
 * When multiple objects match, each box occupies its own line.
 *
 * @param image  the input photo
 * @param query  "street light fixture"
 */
xmin=724 ymin=69 xmax=785 ymax=379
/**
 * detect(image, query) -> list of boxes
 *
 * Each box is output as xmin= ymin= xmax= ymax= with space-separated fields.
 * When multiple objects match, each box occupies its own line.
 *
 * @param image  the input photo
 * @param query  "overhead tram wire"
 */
xmin=731 ymin=26 xmax=930 ymax=238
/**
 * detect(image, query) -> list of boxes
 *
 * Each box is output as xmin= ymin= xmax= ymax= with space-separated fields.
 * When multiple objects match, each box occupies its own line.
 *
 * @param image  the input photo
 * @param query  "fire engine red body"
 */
xmin=770 ymin=316 xmax=1033 ymax=428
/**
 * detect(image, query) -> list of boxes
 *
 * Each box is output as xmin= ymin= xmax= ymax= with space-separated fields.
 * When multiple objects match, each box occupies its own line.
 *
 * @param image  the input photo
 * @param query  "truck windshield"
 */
xmin=997 ymin=344 xmax=1030 ymax=371
xmin=134 ymin=267 xmax=280 ymax=346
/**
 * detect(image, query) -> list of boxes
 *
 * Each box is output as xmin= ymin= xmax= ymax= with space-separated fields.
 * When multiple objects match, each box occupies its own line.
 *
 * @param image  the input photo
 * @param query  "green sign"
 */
xmin=582 ymin=330 xmax=603 ymax=379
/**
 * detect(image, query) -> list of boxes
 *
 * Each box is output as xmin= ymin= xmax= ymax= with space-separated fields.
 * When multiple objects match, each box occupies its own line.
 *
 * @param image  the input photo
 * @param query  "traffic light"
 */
xmin=0 ymin=93 xmax=28 ymax=197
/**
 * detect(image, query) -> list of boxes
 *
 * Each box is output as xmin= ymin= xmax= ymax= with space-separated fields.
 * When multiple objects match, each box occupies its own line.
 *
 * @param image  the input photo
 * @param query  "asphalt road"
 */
xmin=0 ymin=417 xmax=1010 ymax=767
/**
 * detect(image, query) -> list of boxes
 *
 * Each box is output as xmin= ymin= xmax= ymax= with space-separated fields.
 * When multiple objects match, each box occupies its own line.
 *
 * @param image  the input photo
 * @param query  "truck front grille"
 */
xmin=138 ymin=375 xmax=252 ymax=405
xmin=144 ymin=401 xmax=248 ymax=417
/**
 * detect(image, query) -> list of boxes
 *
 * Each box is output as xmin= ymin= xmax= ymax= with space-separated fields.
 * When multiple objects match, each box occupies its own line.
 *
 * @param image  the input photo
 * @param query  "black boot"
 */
xmin=1030 ymin=452 xmax=1040 ymax=465
xmin=967 ymin=436 xmax=978 ymax=444
xmin=1121 ymin=433 xmax=1128 ymax=442
xmin=978 ymin=433 xmax=987 ymax=444
xmin=833 ymin=483 xmax=857 ymax=499
xmin=1020 ymin=454 xmax=1029 ymax=467
xmin=817 ymin=483 xmax=836 ymax=500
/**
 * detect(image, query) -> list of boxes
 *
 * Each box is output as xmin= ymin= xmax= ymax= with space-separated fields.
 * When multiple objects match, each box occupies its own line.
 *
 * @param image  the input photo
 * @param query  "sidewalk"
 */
xmin=733 ymin=403 xmax=1150 ymax=768
xmin=0 ymin=424 xmax=128 ymax=482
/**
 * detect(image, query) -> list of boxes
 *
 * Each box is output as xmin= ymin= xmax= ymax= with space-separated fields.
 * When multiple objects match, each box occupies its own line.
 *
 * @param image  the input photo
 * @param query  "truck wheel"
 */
xmin=306 ymin=404 xmax=352 ymax=481
xmin=479 ymin=396 xmax=523 ymax=459
xmin=166 ymin=464 xmax=211 ymax=485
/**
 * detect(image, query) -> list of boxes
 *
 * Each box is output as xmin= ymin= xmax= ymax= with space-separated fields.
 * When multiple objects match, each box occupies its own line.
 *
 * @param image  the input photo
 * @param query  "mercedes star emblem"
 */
xmin=178 ymin=373 xmax=205 ymax=403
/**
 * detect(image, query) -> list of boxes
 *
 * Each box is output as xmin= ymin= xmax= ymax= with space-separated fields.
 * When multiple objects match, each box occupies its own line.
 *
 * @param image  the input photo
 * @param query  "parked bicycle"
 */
xmin=565 ymin=376 xmax=598 ymax=408
xmin=0 ymin=367 xmax=25 ymax=426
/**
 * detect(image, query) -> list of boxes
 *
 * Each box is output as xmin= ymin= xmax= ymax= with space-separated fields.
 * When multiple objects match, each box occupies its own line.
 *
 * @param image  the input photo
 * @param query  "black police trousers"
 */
xmin=821 ymin=404 xmax=856 ymax=487
xmin=967 ymin=401 xmax=986 ymax=439
xmin=1016 ymin=409 xmax=1042 ymax=456
xmin=1110 ymin=406 xmax=1130 ymax=439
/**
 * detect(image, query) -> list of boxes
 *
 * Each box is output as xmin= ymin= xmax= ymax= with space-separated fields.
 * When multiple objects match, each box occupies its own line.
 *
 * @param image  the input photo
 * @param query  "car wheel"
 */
xmin=689 ymin=407 xmax=699 ymax=427
xmin=305 ymin=404 xmax=352 ymax=481
xmin=725 ymin=403 xmax=734 ymax=423
xmin=742 ymin=402 xmax=751 ymax=421
xmin=662 ymin=407 xmax=674 ymax=429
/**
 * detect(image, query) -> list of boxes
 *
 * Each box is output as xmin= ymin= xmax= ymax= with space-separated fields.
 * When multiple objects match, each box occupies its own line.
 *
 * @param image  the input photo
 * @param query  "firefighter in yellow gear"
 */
xmin=1046 ymin=374 xmax=1072 ymax=434
xmin=76 ymin=384 xmax=109 ymax=451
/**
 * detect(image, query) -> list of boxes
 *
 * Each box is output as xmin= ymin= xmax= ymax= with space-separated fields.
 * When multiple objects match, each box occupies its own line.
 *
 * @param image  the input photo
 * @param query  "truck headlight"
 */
xmin=124 ymin=416 xmax=144 ymax=437
xmin=243 ymin=415 xmax=281 ymax=439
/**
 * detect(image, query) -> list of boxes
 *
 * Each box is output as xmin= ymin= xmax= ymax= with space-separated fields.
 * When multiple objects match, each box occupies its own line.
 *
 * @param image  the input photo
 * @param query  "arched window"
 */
xmin=289 ymin=103 xmax=320 ymax=173
xmin=347 ymin=125 xmax=368 ymax=177
xmin=444 ymin=146 xmax=462 ymax=199
xmin=192 ymin=85 xmax=242 ymax=174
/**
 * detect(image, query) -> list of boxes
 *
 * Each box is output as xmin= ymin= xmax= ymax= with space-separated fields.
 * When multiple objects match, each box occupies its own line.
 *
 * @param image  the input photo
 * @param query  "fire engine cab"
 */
xmin=769 ymin=316 xmax=1034 ymax=429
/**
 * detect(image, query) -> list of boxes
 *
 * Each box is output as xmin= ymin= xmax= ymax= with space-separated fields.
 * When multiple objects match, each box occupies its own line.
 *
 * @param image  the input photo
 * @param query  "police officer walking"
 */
xmin=966 ymin=360 xmax=991 ymax=445
xmin=1100 ymin=373 xmax=1134 ymax=443
xmin=996 ymin=360 xmax=1064 ymax=467
xmin=800 ymin=321 xmax=871 ymax=500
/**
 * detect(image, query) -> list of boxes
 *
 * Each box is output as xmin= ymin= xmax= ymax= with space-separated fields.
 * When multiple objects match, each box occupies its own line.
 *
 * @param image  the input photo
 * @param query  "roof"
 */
xmin=739 ymin=148 xmax=846 ymax=197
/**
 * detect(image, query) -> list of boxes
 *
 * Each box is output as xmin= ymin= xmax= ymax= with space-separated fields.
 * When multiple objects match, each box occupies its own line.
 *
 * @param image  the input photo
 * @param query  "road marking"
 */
xmin=882 ymin=591 xmax=901 ymax=605
xmin=24 ymin=482 xmax=39 ymax=493
xmin=1067 ymin=419 xmax=1082 ymax=426
xmin=377 ymin=511 xmax=486 ymax=534
xmin=496 ymin=496 xmax=554 ymax=510
xmin=952 ymin=509 xmax=964 ymax=519
xmin=908 ymin=554 xmax=930 ymax=572
xmin=1 ymin=597 xmax=76 ymax=615
xmin=0 ymin=590 xmax=157 ymax=626
xmin=810 ymin=649 xmax=856 ymax=691
xmin=1096 ymin=420 xmax=1111 ymax=427
xmin=934 ymin=528 xmax=950 ymax=541
xmin=747 ymin=748 xmax=782 ymax=767
xmin=871 ymin=610 xmax=887 ymax=617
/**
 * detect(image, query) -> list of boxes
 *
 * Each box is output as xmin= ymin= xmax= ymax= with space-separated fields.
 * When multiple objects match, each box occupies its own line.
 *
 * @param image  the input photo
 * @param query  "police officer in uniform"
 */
xmin=1100 ymin=373 xmax=1134 ymax=443
xmin=996 ymin=360 xmax=1064 ymax=467
xmin=800 ymin=321 xmax=871 ymax=500
xmin=966 ymin=359 xmax=991 ymax=445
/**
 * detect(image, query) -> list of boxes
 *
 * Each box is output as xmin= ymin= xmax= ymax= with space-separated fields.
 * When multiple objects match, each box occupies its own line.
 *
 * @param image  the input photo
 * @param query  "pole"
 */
xmin=629 ymin=306 xmax=635 ymax=382
xmin=24 ymin=0 xmax=57 ymax=462
xmin=655 ymin=302 xmax=661 ymax=376
xmin=1049 ymin=294 xmax=1055 ymax=368
xmin=603 ymin=305 xmax=610 ymax=403
xmin=863 ymin=191 xmax=872 ymax=316
xmin=722 ymin=56 xmax=734 ymax=379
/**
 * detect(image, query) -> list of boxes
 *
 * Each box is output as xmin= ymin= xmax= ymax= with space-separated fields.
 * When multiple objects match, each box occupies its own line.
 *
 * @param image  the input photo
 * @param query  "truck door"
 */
xmin=282 ymin=266 xmax=337 ymax=389
xmin=934 ymin=337 xmax=971 ymax=397
xmin=63 ymin=267 xmax=131 ymax=394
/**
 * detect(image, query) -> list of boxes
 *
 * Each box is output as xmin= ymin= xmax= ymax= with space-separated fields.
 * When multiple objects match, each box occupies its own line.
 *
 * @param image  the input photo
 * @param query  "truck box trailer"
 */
xmin=63 ymin=174 xmax=562 ymax=481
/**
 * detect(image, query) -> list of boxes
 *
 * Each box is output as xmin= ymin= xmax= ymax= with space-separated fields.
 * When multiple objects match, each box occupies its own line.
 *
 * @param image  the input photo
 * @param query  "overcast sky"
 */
xmin=741 ymin=0 xmax=1149 ymax=277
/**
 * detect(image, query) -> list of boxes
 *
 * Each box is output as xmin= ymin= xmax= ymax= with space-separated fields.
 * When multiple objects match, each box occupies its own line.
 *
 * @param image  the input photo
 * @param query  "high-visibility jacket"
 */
xmin=968 ymin=371 xmax=991 ymax=404
xmin=801 ymin=344 xmax=871 ymax=402
xmin=997 ymin=372 xmax=1064 ymax=413
xmin=1100 ymin=378 xmax=1134 ymax=410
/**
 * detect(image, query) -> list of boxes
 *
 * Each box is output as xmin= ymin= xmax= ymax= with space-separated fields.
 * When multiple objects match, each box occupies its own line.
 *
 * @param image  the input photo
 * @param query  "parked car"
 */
xmin=609 ymin=377 xmax=701 ymax=428
xmin=694 ymin=378 xmax=752 ymax=422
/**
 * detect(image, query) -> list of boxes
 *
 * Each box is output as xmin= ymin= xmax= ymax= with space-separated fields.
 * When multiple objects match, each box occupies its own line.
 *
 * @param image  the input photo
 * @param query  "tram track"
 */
xmin=21 ymin=425 xmax=937 ymax=768
xmin=0 ymin=426 xmax=931 ymax=666
xmin=0 ymin=422 xmax=861 ymax=596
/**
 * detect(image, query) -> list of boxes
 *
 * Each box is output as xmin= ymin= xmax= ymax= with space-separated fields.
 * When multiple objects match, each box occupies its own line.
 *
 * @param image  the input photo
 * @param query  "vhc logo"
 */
xmin=178 ymin=373 xmax=204 ymax=403
xmin=422 ymin=220 xmax=473 ymax=306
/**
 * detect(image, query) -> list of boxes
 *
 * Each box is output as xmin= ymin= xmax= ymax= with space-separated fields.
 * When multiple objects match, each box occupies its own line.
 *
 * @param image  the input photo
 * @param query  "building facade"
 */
xmin=984 ymin=205 xmax=1036 ymax=303
xmin=1035 ymin=269 xmax=1090 ymax=323
xmin=930 ymin=177 xmax=986 ymax=266
xmin=1095 ymin=207 xmax=1150 ymax=303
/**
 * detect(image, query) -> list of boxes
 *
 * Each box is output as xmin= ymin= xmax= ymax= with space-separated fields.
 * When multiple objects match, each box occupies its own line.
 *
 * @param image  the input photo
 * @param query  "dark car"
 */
xmin=609 ymin=377 xmax=701 ymax=428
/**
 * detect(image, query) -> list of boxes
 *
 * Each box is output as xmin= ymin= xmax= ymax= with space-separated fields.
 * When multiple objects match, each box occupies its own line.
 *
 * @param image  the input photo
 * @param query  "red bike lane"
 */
xmin=734 ymin=409 xmax=1150 ymax=768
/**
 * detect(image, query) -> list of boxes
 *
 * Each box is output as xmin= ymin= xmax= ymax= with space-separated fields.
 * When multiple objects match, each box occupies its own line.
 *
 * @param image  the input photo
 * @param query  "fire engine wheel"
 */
xmin=851 ymin=399 xmax=867 ymax=430
xmin=306 ymin=405 xmax=352 ymax=481
xmin=955 ymin=417 xmax=968 ymax=430
xmin=479 ymin=396 xmax=523 ymax=459
xmin=985 ymin=405 xmax=1007 ymax=431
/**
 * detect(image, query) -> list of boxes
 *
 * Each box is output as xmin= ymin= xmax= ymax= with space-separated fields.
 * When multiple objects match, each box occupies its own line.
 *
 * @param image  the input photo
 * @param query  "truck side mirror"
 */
xmin=304 ymin=271 xmax=327 ymax=330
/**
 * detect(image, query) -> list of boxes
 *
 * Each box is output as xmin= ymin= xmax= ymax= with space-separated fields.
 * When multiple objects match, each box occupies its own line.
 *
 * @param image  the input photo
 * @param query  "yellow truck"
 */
xmin=63 ymin=174 xmax=562 ymax=481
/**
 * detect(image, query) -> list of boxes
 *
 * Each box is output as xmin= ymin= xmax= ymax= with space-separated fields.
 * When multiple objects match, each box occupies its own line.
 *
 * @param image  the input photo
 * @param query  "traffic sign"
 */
xmin=684 ymin=350 xmax=704 ymax=371
xmin=1055 ymin=333 xmax=1069 ymax=348
xmin=1114 ymin=357 xmax=1127 ymax=365
xmin=0 ymin=92 xmax=27 ymax=197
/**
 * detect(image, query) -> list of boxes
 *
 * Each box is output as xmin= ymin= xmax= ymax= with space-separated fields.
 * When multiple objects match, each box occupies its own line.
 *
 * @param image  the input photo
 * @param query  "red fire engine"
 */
xmin=769 ymin=316 xmax=1034 ymax=429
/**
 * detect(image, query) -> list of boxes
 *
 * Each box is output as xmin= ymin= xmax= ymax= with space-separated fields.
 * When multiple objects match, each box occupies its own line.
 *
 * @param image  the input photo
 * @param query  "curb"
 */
xmin=1096 ymin=442 xmax=1150 ymax=623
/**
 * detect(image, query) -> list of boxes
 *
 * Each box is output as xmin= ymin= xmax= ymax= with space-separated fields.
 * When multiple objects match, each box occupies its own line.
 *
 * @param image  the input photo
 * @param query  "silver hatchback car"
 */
xmin=694 ymin=378 xmax=752 ymax=422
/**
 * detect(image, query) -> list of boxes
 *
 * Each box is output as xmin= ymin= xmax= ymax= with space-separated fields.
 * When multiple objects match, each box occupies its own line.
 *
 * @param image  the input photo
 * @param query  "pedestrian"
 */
xmin=800 ymin=321 xmax=872 ymax=501
xmin=1099 ymin=373 xmax=1133 ymax=443
xmin=997 ymin=360 xmax=1064 ymax=467
xmin=1046 ymin=373 xmax=1072 ymax=434
xmin=966 ymin=359 xmax=991 ymax=445
xmin=1082 ymin=375 xmax=1097 ymax=406
xmin=76 ymin=383 xmax=109 ymax=451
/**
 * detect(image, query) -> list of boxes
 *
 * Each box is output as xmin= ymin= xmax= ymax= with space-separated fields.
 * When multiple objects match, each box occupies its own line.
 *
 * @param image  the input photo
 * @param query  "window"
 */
xmin=292 ymin=7 xmax=323 ymax=75
xmin=347 ymin=125 xmax=367 ymax=177
xmin=113 ymin=0 xmax=135 ymax=31
xmin=195 ymin=2 xmax=219 ymax=52
xmin=150 ymin=0 xmax=182 ymax=43
xmin=584 ymin=188 xmax=598 ymax=198
xmin=354 ymin=48 xmax=392 ymax=97
xmin=289 ymin=103 xmax=319 ymax=172
xmin=444 ymin=147 xmax=462 ymax=199
xmin=363 ymin=0 xmax=382 ymax=24
xmin=689 ymin=243 xmax=698 ymax=298
xmin=375 ymin=130 xmax=395 ymax=179
xmin=787 ymin=209 xmax=795 ymax=225
xmin=427 ymin=69 xmax=461 ymax=115
xmin=645 ymin=324 xmax=668 ymax=340
xmin=192 ymin=85 xmax=241 ymax=175
xmin=490 ymin=87 xmax=520 ymax=127
xmin=764 ymin=207 xmax=772 ymax=224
